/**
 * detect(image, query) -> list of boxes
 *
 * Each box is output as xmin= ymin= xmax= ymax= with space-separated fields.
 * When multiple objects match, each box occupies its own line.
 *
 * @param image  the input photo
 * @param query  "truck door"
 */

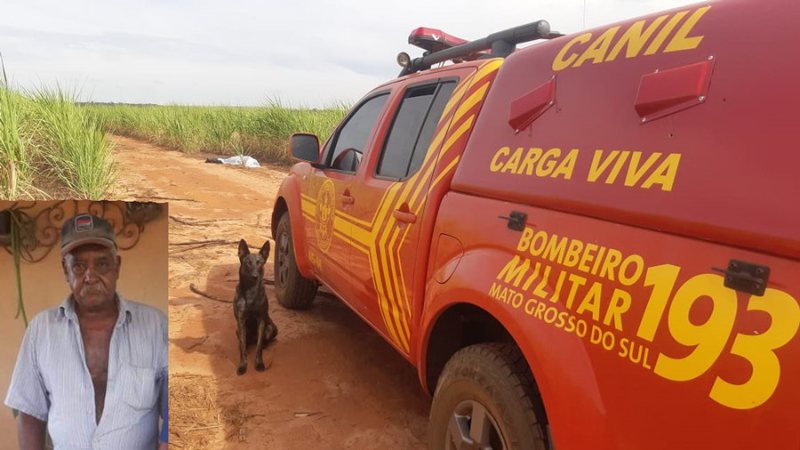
xmin=302 ymin=93 xmax=389 ymax=300
xmin=343 ymin=77 xmax=459 ymax=354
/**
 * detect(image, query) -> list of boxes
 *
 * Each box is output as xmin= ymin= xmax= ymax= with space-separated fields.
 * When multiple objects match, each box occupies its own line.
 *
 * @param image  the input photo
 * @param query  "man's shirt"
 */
xmin=5 ymin=296 xmax=167 ymax=450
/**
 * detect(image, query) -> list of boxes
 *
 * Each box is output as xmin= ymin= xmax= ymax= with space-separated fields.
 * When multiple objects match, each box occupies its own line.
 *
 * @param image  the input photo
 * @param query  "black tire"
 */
xmin=429 ymin=343 xmax=550 ymax=450
xmin=274 ymin=212 xmax=318 ymax=310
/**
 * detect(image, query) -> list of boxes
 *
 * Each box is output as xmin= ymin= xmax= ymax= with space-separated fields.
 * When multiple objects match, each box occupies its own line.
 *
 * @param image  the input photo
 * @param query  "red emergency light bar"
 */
xmin=409 ymin=27 xmax=468 ymax=53
xmin=408 ymin=27 xmax=487 ymax=62
xmin=398 ymin=20 xmax=560 ymax=76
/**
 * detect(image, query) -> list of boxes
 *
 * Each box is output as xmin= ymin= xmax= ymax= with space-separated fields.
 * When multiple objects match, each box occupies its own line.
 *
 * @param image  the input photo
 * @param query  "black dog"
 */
xmin=234 ymin=239 xmax=278 ymax=375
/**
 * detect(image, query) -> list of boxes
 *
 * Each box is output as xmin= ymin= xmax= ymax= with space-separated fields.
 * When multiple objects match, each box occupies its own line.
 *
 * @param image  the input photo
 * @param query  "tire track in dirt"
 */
xmin=108 ymin=136 xmax=429 ymax=449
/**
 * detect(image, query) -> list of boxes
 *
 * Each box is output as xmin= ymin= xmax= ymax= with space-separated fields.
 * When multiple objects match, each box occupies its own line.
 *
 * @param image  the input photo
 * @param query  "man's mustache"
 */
xmin=81 ymin=285 xmax=108 ymax=295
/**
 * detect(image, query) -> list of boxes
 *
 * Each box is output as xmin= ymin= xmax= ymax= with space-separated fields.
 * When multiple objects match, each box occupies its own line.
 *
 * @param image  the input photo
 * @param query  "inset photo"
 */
xmin=0 ymin=200 xmax=168 ymax=449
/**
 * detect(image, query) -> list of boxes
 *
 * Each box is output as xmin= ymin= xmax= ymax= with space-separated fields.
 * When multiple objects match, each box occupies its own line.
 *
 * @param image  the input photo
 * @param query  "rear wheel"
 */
xmin=429 ymin=343 xmax=549 ymax=450
xmin=274 ymin=212 xmax=317 ymax=310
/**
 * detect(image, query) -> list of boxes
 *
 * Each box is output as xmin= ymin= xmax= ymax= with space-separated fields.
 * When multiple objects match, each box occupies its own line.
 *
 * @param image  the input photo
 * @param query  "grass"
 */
xmin=0 ymin=69 xmax=347 ymax=198
xmin=85 ymin=100 xmax=348 ymax=163
xmin=0 ymin=76 xmax=114 ymax=199
xmin=31 ymin=88 xmax=115 ymax=199
xmin=0 ymin=85 xmax=32 ymax=198
xmin=0 ymin=57 xmax=39 ymax=199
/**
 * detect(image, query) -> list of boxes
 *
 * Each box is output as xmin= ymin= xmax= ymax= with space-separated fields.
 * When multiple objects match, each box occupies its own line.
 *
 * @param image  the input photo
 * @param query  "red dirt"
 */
xmin=108 ymin=136 xmax=430 ymax=449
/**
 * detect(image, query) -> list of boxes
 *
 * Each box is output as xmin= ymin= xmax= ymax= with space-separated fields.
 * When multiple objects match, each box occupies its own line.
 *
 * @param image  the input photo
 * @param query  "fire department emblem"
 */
xmin=315 ymin=179 xmax=335 ymax=252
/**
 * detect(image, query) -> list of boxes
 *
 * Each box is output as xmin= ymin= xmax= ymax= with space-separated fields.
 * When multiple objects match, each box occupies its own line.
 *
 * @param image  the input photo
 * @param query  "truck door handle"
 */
xmin=341 ymin=193 xmax=355 ymax=205
xmin=393 ymin=209 xmax=416 ymax=224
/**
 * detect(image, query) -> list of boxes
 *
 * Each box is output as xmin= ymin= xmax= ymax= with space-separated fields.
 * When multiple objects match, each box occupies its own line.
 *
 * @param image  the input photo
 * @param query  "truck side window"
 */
xmin=377 ymin=81 xmax=457 ymax=179
xmin=408 ymin=81 xmax=456 ymax=175
xmin=328 ymin=93 xmax=389 ymax=172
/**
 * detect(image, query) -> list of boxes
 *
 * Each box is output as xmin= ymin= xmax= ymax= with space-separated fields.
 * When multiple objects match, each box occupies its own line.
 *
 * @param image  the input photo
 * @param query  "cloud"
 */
xmin=0 ymin=0 xmax=700 ymax=106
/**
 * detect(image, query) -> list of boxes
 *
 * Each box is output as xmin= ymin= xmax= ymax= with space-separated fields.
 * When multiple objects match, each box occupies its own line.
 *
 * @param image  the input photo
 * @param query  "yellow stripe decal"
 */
xmin=301 ymin=60 xmax=501 ymax=352
xmin=335 ymin=209 xmax=372 ymax=229
xmin=454 ymin=82 xmax=490 ymax=125
xmin=301 ymin=197 xmax=316 ymax=216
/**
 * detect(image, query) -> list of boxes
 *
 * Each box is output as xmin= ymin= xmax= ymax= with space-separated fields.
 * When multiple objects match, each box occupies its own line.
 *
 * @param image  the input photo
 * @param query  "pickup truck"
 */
xmin=271 ymin=0 xmax=800 ymax=448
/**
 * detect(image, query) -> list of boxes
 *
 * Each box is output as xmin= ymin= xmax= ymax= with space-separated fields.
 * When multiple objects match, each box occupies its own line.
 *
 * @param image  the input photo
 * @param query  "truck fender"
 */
xmin=416 ymin=246 xmax=612 ymax=448
xmin=273 ymin=174 xmax=314 ymax=279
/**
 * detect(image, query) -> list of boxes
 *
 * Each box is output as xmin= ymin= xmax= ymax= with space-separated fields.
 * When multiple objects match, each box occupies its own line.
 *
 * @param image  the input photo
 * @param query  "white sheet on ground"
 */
xmin=217 ymin=155 xmax=261 ymax=168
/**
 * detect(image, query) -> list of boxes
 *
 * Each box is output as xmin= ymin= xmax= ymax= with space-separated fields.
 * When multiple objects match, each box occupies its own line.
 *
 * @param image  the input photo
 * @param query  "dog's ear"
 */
xmin=259 ymin=240 xmax=271 ymax=262
xmin=238 ymin=239 xmax=250 ymax=259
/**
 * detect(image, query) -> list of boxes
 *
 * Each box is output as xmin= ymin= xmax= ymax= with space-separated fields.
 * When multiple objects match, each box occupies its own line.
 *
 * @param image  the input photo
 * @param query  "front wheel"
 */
xmin=429 ymin=343 xmax=550 ymax=450
xmin=274 ymin=212 xmax=318 ymax=310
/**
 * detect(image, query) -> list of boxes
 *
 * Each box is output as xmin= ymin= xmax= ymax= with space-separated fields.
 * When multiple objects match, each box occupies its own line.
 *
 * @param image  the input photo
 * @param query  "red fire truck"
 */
xmin=271 ymin=0 xmax=800 ymax=448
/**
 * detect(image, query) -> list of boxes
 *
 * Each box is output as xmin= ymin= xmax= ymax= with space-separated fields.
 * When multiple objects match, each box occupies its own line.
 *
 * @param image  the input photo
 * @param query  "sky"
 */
xmin=1 ymin=0 xmax=702 ymax=107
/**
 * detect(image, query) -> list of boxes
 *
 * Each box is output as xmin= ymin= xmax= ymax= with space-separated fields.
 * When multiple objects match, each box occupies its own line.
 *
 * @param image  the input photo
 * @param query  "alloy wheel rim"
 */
xmin=445 ymin=399 xmax=506 ymax=450
xmin=277 ymin=231 xmax=289 ymax=288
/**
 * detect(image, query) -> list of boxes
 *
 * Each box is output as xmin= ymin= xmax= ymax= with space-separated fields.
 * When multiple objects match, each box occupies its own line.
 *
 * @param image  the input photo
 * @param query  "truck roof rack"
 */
xmin=398 ymin=21 xmax=562 ymax=76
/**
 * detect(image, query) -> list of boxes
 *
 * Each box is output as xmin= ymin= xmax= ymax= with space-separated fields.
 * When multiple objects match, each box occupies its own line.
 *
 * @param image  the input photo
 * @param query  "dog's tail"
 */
xmin=189 ymin=283 xmax=232 ymax=303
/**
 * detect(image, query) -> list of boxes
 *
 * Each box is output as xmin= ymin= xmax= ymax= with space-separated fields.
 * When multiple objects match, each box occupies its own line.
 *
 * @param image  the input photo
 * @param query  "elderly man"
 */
xmin=5 ymin=214 xmax=168 ymax=449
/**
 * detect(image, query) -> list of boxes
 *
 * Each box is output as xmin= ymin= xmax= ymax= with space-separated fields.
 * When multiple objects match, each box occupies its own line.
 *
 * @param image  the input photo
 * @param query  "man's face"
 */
xmin=62 ymin=244 xmax=121 ymax=311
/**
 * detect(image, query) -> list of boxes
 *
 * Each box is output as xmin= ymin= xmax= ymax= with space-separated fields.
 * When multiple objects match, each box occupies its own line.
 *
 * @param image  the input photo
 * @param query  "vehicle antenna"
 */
xmin=583 ymin=0 xmax=587 ymax=29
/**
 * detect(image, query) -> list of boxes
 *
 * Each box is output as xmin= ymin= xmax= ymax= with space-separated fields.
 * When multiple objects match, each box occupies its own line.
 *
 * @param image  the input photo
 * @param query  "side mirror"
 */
xmin=289 ymin=133 xmax=321 ymax=164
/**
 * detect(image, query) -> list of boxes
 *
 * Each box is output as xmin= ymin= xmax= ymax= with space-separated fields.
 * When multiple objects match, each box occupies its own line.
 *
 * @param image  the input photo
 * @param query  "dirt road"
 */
xmin=109 ymin=136 xmax=430 ymax=449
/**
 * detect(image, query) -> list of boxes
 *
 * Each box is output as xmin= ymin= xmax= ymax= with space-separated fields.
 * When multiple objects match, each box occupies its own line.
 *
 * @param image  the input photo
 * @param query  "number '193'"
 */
xmin=635 ymin=264 xmax=800 ymax=410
